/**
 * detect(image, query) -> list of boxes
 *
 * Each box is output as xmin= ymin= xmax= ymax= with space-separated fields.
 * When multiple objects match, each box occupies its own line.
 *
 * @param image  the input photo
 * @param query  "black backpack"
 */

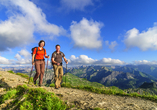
xmin=31 ymin=47 xmax=45 ymax=61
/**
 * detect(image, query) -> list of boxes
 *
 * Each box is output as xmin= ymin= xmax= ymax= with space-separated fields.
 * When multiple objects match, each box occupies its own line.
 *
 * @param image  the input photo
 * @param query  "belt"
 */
xmin=35 ymin=59 xmax=45 ymax=61
xmin=53 ymin=62 xmax=62 ymax=66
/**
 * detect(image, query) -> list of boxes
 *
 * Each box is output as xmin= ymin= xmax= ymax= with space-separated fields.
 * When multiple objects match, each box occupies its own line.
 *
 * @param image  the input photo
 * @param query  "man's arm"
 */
xmin=51 ymin=57 xmax=57 ymax=64
xmin=51 ymin=57 xmax=61 ymax=66
xmin=63 ymin=57 xmax=68 ymax=64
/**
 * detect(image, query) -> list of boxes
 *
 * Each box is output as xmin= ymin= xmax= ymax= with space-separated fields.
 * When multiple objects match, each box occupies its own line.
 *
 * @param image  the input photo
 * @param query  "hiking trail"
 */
xmin=0 ymin=71 xmax=157 ymax=110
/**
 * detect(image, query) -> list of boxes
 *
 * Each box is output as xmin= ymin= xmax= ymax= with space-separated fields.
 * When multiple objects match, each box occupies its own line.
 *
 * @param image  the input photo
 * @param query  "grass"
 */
xmin=0 ymin=84 xmax=68 ymax=110
xmin=50 ymin=73 xmax=157 ymax=103
xmin=5 ymin=71 xmax=157 ymax=109
xmin=61 ymin=73 xmax=105 ymax=88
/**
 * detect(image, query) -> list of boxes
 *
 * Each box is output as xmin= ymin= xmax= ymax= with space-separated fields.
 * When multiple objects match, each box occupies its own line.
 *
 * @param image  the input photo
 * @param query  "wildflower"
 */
xmin=36 ymin=100 xmax=38 ymax=101
xmin=41 ymin=98 xmax=42 ymax=100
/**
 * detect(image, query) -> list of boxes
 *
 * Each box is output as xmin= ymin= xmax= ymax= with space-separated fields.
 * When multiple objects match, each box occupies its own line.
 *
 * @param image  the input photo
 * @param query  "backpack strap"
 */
xmin=53 ymin=51 xmax=57 ymax=59
xmin=34 ymin=47 xmax=38 ymax=61
xmin=60 ymin=52 xmax=64 ymax=58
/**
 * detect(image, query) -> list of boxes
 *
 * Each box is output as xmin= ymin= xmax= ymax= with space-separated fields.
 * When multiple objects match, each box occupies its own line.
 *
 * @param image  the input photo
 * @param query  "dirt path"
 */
xmin=0 ymin=71 xmax=157 ymax=110
xmin=37 ymin=86 xmax=157 ymax=110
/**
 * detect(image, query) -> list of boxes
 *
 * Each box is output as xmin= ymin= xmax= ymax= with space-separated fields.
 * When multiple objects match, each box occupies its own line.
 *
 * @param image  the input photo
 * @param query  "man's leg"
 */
xmin=58 ymin=66 xmax=63 ymax=87
xmin=33 ymin=61 xmax=40 ymax=84
xmin=39 ymin=61 xmax=45 ymax=86
xmin=53 ymin=65 xmax=59 ymax=88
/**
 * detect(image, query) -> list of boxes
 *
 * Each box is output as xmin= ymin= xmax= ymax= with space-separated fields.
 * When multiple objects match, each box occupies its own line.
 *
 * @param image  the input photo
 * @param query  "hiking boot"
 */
xmin=34 ymin=80 xmax=36 ymax=85
xmin=55 ymin=85 xmax=59 ymax=89
xmin=58 ymin=85 xmax=61 ymax=88
xmin=39 ymin=84 xmax=42 ymax=87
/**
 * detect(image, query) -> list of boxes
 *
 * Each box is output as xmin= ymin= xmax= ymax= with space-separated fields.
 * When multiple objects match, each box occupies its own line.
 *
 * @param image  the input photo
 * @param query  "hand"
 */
xmin=66 ymin=61 xmax=68 ymax=64
xmin=57 ymin=63 xmax=60 ymax=66
xmin=32 ymin=62 xmax=35 ymax=65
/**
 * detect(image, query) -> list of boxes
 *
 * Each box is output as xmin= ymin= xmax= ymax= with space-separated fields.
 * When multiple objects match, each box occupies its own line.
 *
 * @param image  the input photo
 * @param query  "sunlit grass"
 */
xmin=50 ymin=73 xmax=157 ymax=103
xmin=0 ymin=84 xmax=67 ymax=110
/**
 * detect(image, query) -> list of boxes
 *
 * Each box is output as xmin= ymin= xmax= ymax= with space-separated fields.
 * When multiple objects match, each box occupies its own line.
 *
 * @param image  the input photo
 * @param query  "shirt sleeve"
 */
xmin=52 ymin=53 xmax=54 ymax=58
xmin=33 ymin=48 xmax=37 ymax=54
xmin=62 ymin=52 xmax=65 ymax=58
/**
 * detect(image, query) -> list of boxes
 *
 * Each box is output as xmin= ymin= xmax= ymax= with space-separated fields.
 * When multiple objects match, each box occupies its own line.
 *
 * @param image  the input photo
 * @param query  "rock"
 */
xmin=97 ymin=101 xmax=106 ymax=106
xmin=0 ymin=88 xmax=4 ymax=92
xmin=150 ymin=107 xmax=157 ymax=110
xmin=1 ymin=78 xmax=6 ymax=82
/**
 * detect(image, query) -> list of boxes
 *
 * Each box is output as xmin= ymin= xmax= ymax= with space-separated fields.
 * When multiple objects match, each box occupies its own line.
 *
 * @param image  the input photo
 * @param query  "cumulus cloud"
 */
xmin=70 ymin=18 xmax=103 ymax=49
xmin=18 ymin=49 xmax=31 ymax=59
xmin=68 ymin=55 xmax=96 ymax=65
xmin=68 ymin=55 xmax=125 ymax=66
xmin=0 ymin=0 xmax=66 ymax=51
xmin=60 ymin=0 xmax=93 ymax=11
xmin=14 ymin=53 xmax=21 ymax=61
xmin=105 ymin=41 xmax=118 ymax=52
xmin=123 ymin=23 xmax=157 ymax=51
xmin=14 ymin=49 xmax=31 ymax=64
xmin=133 ymin=60 xmax=157 ymax=65
xmin=0 ymin=56 xmax=12 ymax=64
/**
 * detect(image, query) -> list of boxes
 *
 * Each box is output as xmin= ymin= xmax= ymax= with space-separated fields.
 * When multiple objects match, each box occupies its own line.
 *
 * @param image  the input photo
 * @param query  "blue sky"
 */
xmin=0 ymin=0 xmax=157 ymax=67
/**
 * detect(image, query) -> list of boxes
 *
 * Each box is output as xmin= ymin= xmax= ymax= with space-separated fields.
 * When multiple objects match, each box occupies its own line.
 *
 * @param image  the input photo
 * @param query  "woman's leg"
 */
xmin=33 ymin=61 xmax=41 ymax=82
xmin=39 ymin=61 xmax=45 ymax=85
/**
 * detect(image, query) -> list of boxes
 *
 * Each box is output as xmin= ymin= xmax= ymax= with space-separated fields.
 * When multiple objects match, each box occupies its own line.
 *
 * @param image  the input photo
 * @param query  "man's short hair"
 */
xmin=55 ymin=44 xmax=60 ymax=48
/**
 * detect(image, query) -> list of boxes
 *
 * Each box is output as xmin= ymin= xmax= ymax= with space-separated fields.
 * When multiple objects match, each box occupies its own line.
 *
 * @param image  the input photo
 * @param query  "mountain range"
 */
xmin=4 ymin=64 xmax=157 ymax=90
xmin=66 ymin=65 xmax=157 ymax=89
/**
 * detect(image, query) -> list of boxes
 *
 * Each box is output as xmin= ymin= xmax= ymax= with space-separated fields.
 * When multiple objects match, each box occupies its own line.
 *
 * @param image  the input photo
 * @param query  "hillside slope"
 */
xmin=0 ymin=71 xmax=157 ymax=110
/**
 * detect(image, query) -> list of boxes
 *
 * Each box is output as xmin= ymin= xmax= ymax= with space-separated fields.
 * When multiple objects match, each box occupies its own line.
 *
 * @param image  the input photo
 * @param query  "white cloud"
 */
xmin=105 ymin=41 xmax=118 ymax=52
xmin=70 ymin=18 xmax=103 ymax=49
xmin=0 ymin=56 xmax=12 ymax=64
xmin=14 ymin=49 xmax=31 ymax=64
xmin=0 ymin=0 xmax=66 ymax=51
xmin=16 ymin=59 xmax=31 ymax=65
xmin=14 ymin=53 xmax=21 ymax=61
xmin=133 ymin=60 xmax=157 ymax=65
xmin=0 ymin=15 xmax=35 ymax=51
xmin=68 ymin=55 xmax=125 ymax=66
xmin=19 ymin=49 xmax=31 ymax=59
xmin=123 ymin=23 xmax=157 ymax=51
xmin=60 ymin=0 xmax=93 ymax=11
xmin=95 ymin=58 xmax=125 ymax=65
xmin=68 ymin=55 xmax=95 ymax=65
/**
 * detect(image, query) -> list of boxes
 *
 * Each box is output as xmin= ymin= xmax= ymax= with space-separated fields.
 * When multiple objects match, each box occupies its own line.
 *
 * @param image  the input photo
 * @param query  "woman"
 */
xmin=32 ymin=40 xmax=50 ymax=86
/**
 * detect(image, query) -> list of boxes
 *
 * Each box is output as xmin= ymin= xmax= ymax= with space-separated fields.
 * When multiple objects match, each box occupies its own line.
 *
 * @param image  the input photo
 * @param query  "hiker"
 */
xmin=32 ymin=40 xmax=50 ymax=86
xmin=51 ymin=44 xmax=68 ymax=89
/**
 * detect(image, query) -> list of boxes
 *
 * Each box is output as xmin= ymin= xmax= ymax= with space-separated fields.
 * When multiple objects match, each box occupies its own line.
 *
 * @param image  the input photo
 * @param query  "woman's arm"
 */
xmin=32 ymin=54 xmax=35 ymax=65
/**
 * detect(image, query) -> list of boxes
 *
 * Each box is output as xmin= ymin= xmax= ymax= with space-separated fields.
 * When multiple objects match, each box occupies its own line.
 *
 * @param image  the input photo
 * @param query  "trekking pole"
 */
xmin=65 ymin=60 xmax=68 ymax=86
xmin=45 ymin=55 xmax=49 ymax=84
xmin=28 ymin=65 xmax=33 ymax=84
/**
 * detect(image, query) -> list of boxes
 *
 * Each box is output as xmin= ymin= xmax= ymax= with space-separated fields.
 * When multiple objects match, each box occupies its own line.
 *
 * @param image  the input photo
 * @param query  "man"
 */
xmin=51 ymin=44 xmax=68 ymax=89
